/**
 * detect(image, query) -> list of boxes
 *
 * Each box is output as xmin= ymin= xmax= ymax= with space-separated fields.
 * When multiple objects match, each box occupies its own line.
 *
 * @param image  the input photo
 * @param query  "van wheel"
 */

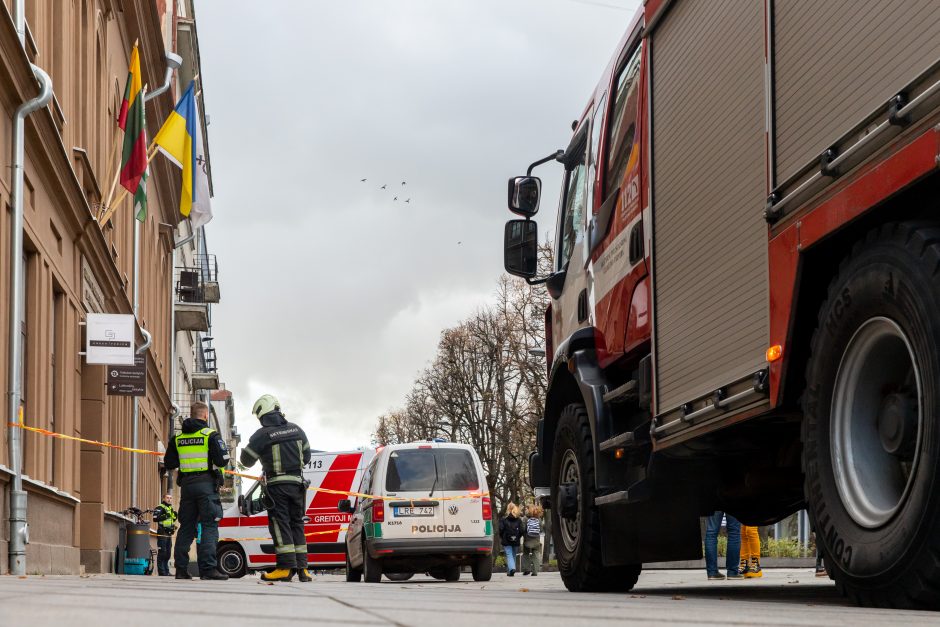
xmin=345 ymin=547 xmax=362 ymax=583
xmin=552 ymin=403 xmax=642 ymax=592
xmin=362 ymin=539 xmax=382 ymax=583
xmin=216 ymin=543 xmax=246 ymax=579
xmin=471 ymin=555 xmax=493 ymax=582
xmin=804 ymin=222 xmax=940 ymax=609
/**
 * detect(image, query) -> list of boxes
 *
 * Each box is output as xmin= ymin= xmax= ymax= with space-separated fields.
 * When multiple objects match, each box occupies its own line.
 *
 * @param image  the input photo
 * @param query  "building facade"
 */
xmin=0 ymin=0 xmax=224 ymax=574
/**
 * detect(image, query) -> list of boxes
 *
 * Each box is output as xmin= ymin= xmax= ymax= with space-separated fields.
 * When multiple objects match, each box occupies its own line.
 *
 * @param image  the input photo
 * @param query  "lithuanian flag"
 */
xmin=118 ymin=45 xmax=147 ymax=194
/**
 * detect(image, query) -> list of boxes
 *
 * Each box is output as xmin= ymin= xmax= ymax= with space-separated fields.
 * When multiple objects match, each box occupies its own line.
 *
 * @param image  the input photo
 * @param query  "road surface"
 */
xmin=0 ymin=569 xmax=936 ymax=626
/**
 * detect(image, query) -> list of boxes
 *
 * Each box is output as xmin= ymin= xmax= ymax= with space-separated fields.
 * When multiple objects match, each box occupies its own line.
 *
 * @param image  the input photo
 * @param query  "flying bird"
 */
xmin=405 ymin=198 xmax=411 ymax=203
xmin=401 ymin=181 xmax=407 ymax=186
xmin=457 ymin=241 xmax=462 ymax=245
xmin=380 ymin=184 xmax=387 ymax=190
xmin=393 ymin=196 xmax=398 ymax=201
xmin=360 ymin=178 xmax=367 ymax=182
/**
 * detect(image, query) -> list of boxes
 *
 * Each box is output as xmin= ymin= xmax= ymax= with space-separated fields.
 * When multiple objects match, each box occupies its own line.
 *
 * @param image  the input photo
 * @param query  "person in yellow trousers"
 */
xmin=739 ymin=525 xmax=762 ymax=578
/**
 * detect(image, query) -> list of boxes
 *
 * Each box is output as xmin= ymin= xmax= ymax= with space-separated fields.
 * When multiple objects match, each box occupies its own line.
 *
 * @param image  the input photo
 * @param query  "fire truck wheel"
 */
xmin=551 ymin=403 xmax=642 ymax=592
xmin=362 ymin=539 xmax=383 ymax=583
xmin=804 ymin=222 xmax=940 ymax=609
xmin=216 ymin=543 xmax=246 ymax=579
xmin=471 ymin=555 xmax=493 ymax=581
xmin=345 ymin=548 xmax=362 ymax=582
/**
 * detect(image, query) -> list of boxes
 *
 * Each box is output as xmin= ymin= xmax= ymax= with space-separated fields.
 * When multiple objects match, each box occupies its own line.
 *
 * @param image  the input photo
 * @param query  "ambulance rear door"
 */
xmin=305 ymin=450 xmax=370 ymax=566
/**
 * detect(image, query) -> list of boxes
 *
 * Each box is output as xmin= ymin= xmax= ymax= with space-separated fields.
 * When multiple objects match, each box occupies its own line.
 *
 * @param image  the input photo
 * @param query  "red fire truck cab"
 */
xmin=504 ymin=0 xmax=940 ymax=608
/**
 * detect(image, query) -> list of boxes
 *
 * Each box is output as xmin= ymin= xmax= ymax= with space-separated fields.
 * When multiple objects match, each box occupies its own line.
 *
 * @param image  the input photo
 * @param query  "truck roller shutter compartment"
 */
xmin=774 ymin=0 xmax=940 ymax=182
xmin=650 ymin=0 xmax=767 ymax=417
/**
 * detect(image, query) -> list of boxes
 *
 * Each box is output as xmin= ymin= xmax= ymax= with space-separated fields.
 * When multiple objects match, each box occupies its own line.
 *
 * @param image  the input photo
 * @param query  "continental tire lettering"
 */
xmin=884 ymin=272 xmax=895 ymax=299
xmin=410 ymin=525 xmax=462 ymax=533
xmin=825 ymin=288 xmax=852 ymax=335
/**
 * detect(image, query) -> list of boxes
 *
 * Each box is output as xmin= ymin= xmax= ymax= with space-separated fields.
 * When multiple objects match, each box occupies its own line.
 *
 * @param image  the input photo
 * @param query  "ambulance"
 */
xmin=216 ymin=448 xmax=375 ymax=578
xmin=339 ymin=441 xmax=494 ymax=583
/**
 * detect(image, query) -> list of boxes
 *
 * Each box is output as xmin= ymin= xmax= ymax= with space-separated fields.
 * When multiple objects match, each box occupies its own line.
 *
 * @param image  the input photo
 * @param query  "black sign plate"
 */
xmin=107 ymin=355 xmax=147 ymax=396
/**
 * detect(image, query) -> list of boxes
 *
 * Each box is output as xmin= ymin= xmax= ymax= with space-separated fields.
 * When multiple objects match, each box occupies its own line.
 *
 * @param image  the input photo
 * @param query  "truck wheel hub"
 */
xmin=557 ymin=450 xmax=582 ymax=552
xmin=831 ymin=317 xmax=922 ymax=529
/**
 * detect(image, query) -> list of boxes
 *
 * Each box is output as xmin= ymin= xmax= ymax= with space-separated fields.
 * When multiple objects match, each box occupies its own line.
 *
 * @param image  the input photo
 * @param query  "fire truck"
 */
xmin=503 ymin=0 xmax=940 ymax=608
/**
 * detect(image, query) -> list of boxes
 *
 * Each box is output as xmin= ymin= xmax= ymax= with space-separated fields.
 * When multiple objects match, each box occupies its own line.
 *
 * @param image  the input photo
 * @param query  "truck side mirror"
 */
xmin=337 ymin=499 xmax=353 ymax=513
xmin=504 ymin=220 xmax=538 ymax=279
xmin=508 ymin=176 xmax=541 ymax=217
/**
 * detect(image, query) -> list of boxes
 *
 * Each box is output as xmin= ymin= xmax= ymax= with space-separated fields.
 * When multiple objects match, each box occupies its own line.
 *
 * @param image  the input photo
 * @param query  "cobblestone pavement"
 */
xmin=0 ymin=568 xmax=937 ymax=626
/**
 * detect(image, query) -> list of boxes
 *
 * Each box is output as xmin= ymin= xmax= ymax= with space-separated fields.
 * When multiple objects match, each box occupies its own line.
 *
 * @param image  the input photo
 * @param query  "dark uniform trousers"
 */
xmin=156 ymin=532 xmax=173 ymax=576
xmin=267 ymin=482 xmax=308 ymax=569
xmin=174 ymin=481 xmax=223 ymax=573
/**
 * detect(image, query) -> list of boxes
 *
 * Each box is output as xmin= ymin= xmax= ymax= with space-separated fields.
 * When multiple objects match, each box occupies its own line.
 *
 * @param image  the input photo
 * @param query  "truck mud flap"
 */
xmin=598 ymin=494 xmax=701 ymax=565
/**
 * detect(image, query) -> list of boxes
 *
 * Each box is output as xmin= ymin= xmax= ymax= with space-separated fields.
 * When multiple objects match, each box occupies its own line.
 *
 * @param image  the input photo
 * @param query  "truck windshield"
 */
xmin=385 ymin=448 xmax=480 ymax=492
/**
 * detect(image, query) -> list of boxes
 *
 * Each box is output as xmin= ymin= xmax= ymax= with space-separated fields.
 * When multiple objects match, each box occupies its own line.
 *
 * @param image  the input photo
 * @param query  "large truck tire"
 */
xmin=804 ymin=222 xmax=940 ymax=609
xmin=551 ymin=403 xmax=642 ymax=592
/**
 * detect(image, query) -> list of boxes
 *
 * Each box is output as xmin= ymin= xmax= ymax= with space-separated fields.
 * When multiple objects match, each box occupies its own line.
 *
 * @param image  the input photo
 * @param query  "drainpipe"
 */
xmin=165 ymin=226 xmax=195 ymax=489
xmin=143 ymin=52 xmax=183 ymax=104
xmin=7 ymin=0 xmax=53 ymax=576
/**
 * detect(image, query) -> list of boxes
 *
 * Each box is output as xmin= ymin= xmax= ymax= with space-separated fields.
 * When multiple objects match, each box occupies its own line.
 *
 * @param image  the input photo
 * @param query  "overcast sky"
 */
xmin=196 ymin=0 xmax=640 ymax=451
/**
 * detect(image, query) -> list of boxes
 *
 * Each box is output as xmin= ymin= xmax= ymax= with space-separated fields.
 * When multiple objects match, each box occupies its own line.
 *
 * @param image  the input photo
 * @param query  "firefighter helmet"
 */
xmin=252 ymin=394 xmax=281 ymax=419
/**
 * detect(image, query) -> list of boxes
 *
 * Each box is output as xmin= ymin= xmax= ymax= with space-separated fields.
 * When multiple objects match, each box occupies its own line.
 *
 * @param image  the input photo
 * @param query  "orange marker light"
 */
xmin=766 ymin=344 xmax=783 ymax=362
xmin=614 ymin=448 xmax=625 ymax=460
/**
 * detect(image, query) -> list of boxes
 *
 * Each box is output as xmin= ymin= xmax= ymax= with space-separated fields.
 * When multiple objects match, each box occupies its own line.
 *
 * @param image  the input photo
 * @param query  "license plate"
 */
xmin=394 ymin=506 xmax=434 ymax=517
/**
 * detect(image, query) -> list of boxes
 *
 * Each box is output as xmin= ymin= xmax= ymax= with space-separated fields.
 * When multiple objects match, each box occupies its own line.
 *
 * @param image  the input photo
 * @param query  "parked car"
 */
xmin=339 ymin=441 xmax=493 ymax=583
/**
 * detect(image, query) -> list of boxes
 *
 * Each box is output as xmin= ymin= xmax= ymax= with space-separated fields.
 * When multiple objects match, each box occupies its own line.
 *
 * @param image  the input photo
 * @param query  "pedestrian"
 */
xmin=704 ymin=511 xmax=742 ymax=580
xmin=739 ymin=524 xmax=763 ymax=578
xmin=815 ymin=547 xmax=827 ymax=577
xmin=499 ymin=502 xmax=523 ymax=576
xmin=152 ymin=493 xmax=177 ymax=576
xmin=521 ymin=503 xmax=543 ymax=576
xmin=240 ymin=394 xmax=312 ymax=583
xmin=163 ymin=401 xmax=231 ymax=580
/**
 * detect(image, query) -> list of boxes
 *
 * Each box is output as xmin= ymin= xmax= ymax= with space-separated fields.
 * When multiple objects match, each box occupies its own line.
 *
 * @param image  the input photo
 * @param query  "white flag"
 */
xmin=189 ymin=107 xmax=213 ymax=229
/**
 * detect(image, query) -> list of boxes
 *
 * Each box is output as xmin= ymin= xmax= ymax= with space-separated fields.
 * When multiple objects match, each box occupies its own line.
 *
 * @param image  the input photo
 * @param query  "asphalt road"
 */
xmin=0 ymin=569 xmax=937 ymax=626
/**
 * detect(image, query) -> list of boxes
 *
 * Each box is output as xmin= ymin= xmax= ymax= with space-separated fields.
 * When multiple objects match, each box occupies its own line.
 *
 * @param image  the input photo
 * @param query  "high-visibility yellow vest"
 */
xmin=175 ymin=427 xmax=216 ymax=473
xmin=156 ymin=503 xmax=176 ymax=528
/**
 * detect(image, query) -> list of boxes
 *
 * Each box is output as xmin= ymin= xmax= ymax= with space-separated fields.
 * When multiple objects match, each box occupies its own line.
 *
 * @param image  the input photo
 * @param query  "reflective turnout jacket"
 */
xmin=239 ymin=411 xmax=311 ymax=485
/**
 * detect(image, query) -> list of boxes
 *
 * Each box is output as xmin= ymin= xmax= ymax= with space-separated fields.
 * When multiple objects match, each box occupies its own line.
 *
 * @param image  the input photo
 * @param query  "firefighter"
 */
xmin=163 ymin=401 xmax=231 ymax=580
xmin=239 ymin=394 xmax=312 ymax=582
xmin=152 ymin=493 xmax=177 ymax=576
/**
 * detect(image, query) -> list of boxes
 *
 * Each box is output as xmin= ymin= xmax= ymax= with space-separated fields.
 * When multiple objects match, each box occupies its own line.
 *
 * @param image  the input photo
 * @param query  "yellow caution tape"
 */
xmin=9 ymin=419 xmax=489 ymax=502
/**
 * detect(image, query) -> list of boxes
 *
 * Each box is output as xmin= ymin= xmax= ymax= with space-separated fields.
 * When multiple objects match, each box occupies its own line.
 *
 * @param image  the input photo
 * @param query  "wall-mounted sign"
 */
xmin=107 ymin=355 xmax=147 ymax=396
xmin=86 ymin=313 xmax=135 ymax=365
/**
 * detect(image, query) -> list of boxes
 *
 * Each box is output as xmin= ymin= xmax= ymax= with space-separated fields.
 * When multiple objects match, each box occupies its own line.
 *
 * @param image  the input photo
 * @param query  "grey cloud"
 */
xmin=196 ymin=0 xmax=639 ymax=448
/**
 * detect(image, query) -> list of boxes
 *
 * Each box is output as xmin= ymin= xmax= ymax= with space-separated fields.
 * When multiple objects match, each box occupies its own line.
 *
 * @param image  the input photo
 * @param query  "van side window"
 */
xmin=358 ymin=459 xmax=377 ymax=505
xmin=606 ymin=45 xmax=642 ymax=198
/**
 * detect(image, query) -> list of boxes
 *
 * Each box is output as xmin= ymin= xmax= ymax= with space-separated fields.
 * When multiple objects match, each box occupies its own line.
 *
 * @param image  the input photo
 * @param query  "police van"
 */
xmin=339 ymin=441 xmax=493 ymax=583
xmin=216 ymin=448 xmax=375 ymax=578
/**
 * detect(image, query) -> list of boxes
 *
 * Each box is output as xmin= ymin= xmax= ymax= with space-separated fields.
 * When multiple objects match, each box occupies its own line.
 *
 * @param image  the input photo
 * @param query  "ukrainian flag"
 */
xmin=154 ymin=81 xmax=198 ymax=217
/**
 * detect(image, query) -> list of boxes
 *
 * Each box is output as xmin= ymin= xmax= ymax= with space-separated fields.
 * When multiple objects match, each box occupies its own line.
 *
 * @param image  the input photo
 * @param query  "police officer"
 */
xmin=163 ymin=401 xmax=230 ymax=580
xmin=240 ymin=394 xmax=312 ymax=582
xmin=152 ymin=493 xmax=177 ymax=576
